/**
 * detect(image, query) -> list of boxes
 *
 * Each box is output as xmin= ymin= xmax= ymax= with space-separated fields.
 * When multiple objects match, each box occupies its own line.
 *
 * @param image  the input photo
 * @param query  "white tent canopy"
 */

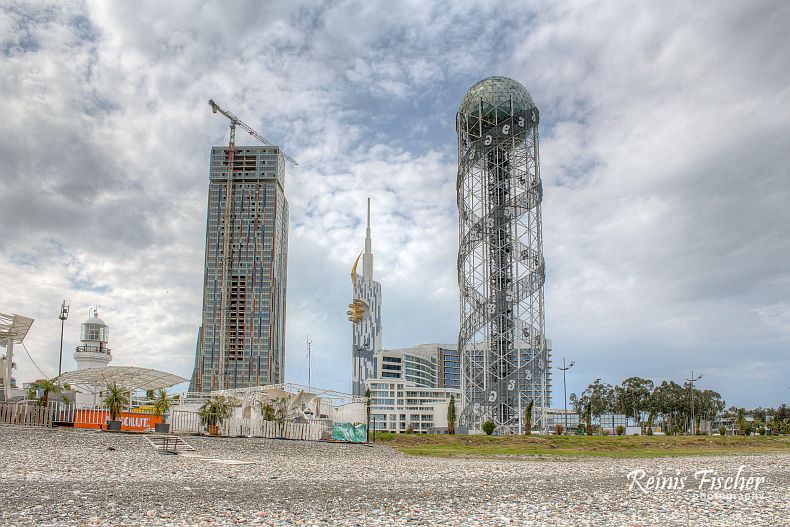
xmin=55 ymin=366 xmax=188 ymax=391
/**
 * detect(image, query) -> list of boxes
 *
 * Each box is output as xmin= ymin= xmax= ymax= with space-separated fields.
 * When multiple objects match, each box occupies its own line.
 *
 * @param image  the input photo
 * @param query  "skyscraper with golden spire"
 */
xmin=348 ymin=198 xmax=382 ymax=396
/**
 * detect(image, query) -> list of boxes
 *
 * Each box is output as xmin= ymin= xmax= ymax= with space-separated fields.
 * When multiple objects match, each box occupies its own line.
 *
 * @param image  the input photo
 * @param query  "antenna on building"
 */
xmin=306 ymin=334 xmax=312 ymax=391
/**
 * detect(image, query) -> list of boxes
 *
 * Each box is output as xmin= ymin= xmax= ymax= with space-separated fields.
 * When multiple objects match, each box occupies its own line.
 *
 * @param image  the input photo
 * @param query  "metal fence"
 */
xmin=1 ymin=402 xmax=332 ymax=440
xmin=0 ymin=403 xmax=54 ymax=427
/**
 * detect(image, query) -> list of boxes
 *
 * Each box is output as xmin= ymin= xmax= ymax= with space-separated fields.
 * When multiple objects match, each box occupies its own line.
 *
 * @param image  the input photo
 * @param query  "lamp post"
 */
xmin=686 ymin=370 xmax=703 ymax=435
xmin=559 ymin=358 xmax=575 ymax=435
xmin=58 ymin=301 xmax=70 ymax=377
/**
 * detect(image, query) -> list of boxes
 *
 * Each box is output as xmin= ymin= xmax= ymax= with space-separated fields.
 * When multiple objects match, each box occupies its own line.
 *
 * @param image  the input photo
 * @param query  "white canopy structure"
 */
xmin=56 ymin=366 xmax=188 ymax=391
xmin=1 ymin=312 xmax=34 ymax=401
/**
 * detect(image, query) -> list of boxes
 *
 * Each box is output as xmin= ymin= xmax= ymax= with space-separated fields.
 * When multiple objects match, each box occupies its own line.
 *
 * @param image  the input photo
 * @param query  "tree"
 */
xmin=103 ymin=382 xmax=129 ymax=422
xmin=614 ymin=377 xmax=654 ymax=424
xmin=570 ymin=392 xmax=585 ymax=417
xmin=27 ymin=379 xmax=69 ymax=407
xmin=447 ymin=395 xmax=456 ymax=435
xmin=581 ymin=379 xmax=614 ymax=425
xmin=650 ymin=381 xmax=686 ymax=434
xmin=585 ymin=402 xmax=593 ymax=436
xmin=524 ymin=399 xmax=534 ymax=435
xmin=737 ymin=408 xmax=747 ymax=435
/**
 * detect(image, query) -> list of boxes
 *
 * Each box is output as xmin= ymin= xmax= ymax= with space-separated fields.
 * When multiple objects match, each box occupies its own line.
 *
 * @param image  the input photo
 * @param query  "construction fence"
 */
xmin=170 ymin=409 xmax=332 ymax=440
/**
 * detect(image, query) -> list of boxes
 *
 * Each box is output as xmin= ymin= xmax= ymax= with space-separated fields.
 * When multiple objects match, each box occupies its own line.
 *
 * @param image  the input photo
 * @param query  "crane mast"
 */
xmin=208 ymin=99 xmax=297 ymax=390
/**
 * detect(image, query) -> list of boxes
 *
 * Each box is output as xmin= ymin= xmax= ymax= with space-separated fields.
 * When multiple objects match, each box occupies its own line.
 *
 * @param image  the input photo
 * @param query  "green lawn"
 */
xmin=373 ymin=433 xmax=790 ymax=459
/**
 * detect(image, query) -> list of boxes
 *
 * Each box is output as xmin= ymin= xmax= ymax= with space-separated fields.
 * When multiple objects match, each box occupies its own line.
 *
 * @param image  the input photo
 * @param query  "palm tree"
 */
xmin=260 ymin=400 xmax=276 ymax=421
xmin=447 ymin=395 xmax=456 ymax=435
xmin=198 ymin=395 xmax=232 ymax=434
xmin=103 ymin=382 xmax=129 ymax=422
xmin=27 ymin=379 xmax=68 ymax=407
xmin=273 ymin=396 xmax=289 ymax=437
xmin=152 ymin=388 xmax=171 ymax=418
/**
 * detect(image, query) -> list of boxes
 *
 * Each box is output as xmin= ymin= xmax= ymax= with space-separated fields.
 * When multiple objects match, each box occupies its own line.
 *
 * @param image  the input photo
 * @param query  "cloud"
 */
xmin=1 ymin=0 xmax=788 ymax=407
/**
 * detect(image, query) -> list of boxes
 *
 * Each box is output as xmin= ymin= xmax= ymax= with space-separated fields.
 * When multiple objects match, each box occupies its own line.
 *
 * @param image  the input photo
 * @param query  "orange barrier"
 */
xmin=74 ymin=409 xmax=163 ymax=431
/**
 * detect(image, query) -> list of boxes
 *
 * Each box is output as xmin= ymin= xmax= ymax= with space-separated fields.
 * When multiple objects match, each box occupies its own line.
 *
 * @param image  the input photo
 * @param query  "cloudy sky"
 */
xmin=1 ymin=1 xmax=788 ymax=408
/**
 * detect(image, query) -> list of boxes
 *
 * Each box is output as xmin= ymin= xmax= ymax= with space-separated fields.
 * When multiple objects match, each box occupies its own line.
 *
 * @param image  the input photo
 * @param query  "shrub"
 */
xmin=616 ymin=425 xmax=626 ymax=436
xmin=759 ymin=426 xmax=766 ymax=436
xmin=482 ymin=420 xmax=495 ymax=435
xmin=554 ymin=424 xmax=564 ymax=435
xmin=602 ymin=428 xmax=611 ymax=436
xmin=405 ymin=425 xmax=415 ymax=434
xmin=718 ymin=426 xmax=726 ymax=436
xmin=524 ymin=400 xmax=534 ymax=435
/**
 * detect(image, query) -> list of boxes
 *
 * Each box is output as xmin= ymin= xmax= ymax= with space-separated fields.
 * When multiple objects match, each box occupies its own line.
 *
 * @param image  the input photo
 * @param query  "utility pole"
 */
xmin=686 ymin=370 xmax=703 ymax=435
xmin=58 ymin=301 xmax=69 ymax=376
xmin=559 ymin=358 xmax=575 ymax=434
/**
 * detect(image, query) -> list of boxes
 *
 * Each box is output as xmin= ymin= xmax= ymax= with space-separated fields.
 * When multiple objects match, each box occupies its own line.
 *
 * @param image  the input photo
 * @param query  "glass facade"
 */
xmin=438 ymin=346 xmax=460 ymax=390
xmin=190 ymin=146 xmax=289 ymax=392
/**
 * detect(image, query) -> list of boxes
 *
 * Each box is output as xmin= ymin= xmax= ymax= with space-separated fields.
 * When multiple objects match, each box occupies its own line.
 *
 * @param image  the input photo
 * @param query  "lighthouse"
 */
xmin=72 ymin=308 xmax=112 ymax=407
xmin=74 ymin=308 xmax=112 ymax=371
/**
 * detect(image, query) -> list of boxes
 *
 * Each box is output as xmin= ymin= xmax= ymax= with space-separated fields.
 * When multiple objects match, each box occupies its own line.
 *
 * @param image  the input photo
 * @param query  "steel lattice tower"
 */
xmin=456 ymin=77 xmax=548 ymax=435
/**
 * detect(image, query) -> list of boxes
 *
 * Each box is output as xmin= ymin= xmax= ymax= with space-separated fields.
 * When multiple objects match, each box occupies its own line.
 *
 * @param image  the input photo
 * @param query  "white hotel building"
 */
xmin=366 ymin=344 xmax=461 ymax=433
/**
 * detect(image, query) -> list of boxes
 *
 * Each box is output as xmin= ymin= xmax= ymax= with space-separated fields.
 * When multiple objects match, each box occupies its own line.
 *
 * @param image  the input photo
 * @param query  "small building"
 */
xmin=544 ymin=408 xmax=580 ymax=433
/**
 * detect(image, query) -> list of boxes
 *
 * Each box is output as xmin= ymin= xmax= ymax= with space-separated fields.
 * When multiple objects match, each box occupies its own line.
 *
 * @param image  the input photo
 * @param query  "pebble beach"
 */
xmin=1 ymin=427 xmax=787 ymax=526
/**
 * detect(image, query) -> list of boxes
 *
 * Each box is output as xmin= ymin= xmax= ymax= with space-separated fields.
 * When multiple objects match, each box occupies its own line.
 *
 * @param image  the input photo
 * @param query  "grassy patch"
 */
xmin=373 ymin=433 xmax=790 ymax=459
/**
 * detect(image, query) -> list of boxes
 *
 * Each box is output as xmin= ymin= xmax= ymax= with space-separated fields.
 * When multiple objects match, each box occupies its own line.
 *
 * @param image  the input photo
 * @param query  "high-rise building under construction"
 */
xmin=456 ymin=76 xmax=551 ymax=434
xmin=190 ymin=145 xmax=289 ymax=392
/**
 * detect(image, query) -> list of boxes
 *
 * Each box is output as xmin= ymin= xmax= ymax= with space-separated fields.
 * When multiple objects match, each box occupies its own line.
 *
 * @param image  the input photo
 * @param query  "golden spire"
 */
xmin=351 ymin=251 xmax=363 ymax=287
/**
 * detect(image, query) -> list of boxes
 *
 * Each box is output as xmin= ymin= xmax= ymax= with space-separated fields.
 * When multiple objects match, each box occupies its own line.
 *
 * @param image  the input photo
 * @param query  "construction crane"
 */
xmin=208 ymin=99 xmax=297 ymax=390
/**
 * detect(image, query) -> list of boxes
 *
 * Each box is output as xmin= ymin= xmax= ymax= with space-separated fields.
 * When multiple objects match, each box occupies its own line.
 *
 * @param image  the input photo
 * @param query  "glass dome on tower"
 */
xmin=458 ymin=76 xmax=536 ymax=141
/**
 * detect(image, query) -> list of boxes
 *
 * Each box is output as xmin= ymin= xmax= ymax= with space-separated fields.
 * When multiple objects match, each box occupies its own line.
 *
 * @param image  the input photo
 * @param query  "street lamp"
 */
xmin=686 ymin=370 xmax=703 ymax=435
xmin=559 ymin=358 xmax=575 ymax=435
xmin=58 ymin=300 xmax=70 ymax=376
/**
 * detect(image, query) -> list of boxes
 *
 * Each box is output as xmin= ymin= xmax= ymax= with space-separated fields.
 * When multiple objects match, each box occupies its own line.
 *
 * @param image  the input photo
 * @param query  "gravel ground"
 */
xmin=0 ymin=426 xmax=788 ymax=526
